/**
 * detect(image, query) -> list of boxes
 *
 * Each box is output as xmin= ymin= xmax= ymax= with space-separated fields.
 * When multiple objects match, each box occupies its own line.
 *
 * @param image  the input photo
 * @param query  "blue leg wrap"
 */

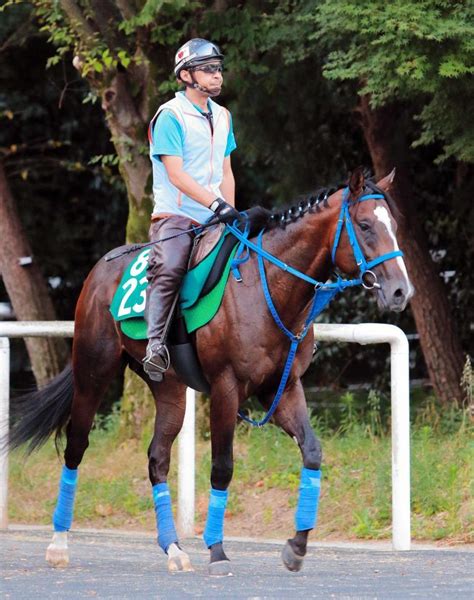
xmin=203 ymin=488 xmax=228 ymax=548
xmin=152 ymin=483 xmax=178 ymax=553
xmin=295 ymin=467 xmax=321 ymax=531
xmin=53 ymin=466 xmax=78 ymax=532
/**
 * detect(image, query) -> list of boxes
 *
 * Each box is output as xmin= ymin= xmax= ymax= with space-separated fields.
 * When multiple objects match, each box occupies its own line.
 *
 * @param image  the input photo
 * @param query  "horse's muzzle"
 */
xmin=376 ymin=279 xmax=414 ymax=313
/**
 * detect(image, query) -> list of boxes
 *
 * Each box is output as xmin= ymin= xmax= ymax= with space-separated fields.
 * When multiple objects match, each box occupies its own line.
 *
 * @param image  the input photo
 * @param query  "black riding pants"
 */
xmin=145 ymin=215 xmax=196 ymax=342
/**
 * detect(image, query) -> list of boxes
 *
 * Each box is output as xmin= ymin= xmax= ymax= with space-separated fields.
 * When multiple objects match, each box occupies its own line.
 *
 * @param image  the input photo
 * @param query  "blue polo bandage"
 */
xmin=53 ymin=465 xmax=78 ymax=532
xmin=295 ymin=467 xmax=321 ymax=531
xmin=203 ymin=488 xmax=228 ymax=548
xmin=152 ymin=483 xmax=178 ymax=553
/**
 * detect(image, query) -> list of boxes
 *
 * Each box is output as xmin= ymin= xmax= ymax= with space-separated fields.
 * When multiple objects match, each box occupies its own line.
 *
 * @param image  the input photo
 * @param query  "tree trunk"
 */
xmin=0 ymin=162 xmax=69 ymax=387
xmin=359 ymin=96 xmax=464 ymax=404
xmin=100 ymin=69 xmax=154 ymax=243
xmin=84 ymin=67 xmax=155 ymax=435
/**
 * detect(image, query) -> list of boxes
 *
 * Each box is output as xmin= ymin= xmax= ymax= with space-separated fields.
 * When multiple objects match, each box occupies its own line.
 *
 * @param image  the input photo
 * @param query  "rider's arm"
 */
xmin=161 ymin=155 xmax=216 ymax=208
xmin=220 ymin=156 xmax=235 ymax=206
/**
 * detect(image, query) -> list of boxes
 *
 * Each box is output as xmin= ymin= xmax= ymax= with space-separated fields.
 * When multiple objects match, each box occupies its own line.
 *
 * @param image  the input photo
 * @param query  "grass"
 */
xmin=8 ymin=397 xmax=473 ymax=544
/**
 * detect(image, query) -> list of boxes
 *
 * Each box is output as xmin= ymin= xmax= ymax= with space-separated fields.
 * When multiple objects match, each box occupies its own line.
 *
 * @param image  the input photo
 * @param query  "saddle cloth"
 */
xmin=109 ymin=225 xmax=239 ymax=339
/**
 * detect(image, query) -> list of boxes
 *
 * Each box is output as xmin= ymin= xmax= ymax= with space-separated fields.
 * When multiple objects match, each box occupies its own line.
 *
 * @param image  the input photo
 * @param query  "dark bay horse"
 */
xmin=10 ymin=168 xmax=413 ymax=575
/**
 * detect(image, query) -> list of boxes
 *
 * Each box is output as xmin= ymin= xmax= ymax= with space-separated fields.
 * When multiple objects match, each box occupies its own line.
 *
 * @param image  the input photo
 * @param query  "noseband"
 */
xmin=331 ymin=188 xmax=404 ymax=290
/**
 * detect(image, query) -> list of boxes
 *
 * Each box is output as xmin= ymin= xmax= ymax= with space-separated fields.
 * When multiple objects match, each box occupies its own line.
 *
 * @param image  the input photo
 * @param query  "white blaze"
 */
xmin=374 ymin=206 xmax=414 ymax=296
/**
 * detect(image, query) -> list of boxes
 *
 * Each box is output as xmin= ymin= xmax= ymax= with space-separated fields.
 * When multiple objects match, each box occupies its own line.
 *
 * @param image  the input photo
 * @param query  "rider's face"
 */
xmin=182 ymin=62 xmax=223 ymax=95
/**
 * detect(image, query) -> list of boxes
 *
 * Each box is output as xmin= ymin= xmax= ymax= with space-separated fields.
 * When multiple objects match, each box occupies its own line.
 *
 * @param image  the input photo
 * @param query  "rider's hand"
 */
xmin=209 ymin=197 xmax=243 ymax=224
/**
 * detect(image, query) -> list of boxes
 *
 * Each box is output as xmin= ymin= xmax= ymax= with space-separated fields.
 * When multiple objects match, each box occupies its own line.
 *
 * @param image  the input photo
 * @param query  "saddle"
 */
xmin=110 ymin=224 xmax=241 ymax=392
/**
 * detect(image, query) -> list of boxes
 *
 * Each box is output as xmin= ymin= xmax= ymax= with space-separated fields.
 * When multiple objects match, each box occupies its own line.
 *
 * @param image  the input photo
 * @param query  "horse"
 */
xmin=9 ymin=167 xmax=413 ymax=576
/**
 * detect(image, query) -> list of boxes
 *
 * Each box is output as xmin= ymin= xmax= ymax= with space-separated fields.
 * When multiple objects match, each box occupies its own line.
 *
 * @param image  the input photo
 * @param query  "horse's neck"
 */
xmin=260 ymin=200 xmax=340 ymax=327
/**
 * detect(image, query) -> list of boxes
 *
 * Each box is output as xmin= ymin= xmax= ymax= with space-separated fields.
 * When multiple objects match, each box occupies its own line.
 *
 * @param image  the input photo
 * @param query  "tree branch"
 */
xmin=59 ymin=0 xmax=98 ymax=44
xmin=114 ymin=0 xmax=137 ymax=20
xmin=89 ymin=0 xmax=129 ymax=50
xmin=213 ymin=0 xmax=228 ymax=12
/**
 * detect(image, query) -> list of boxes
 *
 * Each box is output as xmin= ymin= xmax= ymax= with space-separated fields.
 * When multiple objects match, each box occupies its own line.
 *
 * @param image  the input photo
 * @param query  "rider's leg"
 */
xmin=144 ymin=215 xmax=195 ymax=381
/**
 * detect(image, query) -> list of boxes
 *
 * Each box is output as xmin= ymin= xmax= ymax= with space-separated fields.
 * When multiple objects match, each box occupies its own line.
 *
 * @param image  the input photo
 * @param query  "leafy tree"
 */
xmin=0 ymin=3 xmax=127 ymax=384
xmin=0 ymin=2 xmax=70 ymax=384
xmin=261 ymin=0 xmax=474 ymax=404
xmin=4 ymin=0 xmax=471 ymax=411
xmin=12 ymin=0 xmax=202 ymax=431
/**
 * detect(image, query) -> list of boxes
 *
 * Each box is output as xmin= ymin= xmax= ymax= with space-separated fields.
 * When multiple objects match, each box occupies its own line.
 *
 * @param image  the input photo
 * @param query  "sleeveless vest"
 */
xmin=149 ymin=92 xmax=230 ymax=224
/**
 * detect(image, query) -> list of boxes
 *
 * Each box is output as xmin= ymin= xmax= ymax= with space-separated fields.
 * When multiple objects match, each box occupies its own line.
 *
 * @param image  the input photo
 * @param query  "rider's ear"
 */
xmin=348 ymin=166 xmax=365 ymax=197
xmin=377 ymin=168 xmax=396 ymax=191
xmin=180 ymin=69 xmax=191 ymax=84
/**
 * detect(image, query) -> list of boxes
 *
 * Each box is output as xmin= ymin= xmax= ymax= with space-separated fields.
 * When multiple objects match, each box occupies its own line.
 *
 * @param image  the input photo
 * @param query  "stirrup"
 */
xmin=143 ymin=343 xmax=170 ymax=381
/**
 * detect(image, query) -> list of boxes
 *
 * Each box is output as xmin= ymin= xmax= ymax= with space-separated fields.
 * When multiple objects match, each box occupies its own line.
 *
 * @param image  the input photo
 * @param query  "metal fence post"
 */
xmin=314 ymin=323 xmax=411 ymax=550
xmin=0 ymin=337 xmax=10 ymax=530
xmin=177 ymin=387 xmax=195 ymax=537
xmin=390 ymin=333 xmax=411 ymax=550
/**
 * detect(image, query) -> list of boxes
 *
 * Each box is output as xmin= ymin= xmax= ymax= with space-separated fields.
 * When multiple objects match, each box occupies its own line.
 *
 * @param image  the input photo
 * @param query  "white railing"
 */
xmin=313 ymin=323 xmax=410 ymax=551
xmin=0 ymin=321 xmax=410 ymax=550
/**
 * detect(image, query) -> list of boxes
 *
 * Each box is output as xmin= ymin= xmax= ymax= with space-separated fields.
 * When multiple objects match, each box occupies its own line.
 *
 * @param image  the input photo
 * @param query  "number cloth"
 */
xmin=109 ymin=231 xmax=239 ymax=338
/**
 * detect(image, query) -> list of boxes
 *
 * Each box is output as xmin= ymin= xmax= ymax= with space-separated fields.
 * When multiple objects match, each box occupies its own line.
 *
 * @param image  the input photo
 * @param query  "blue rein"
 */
xmin=227 ymin=187 xmax=404 ymax=427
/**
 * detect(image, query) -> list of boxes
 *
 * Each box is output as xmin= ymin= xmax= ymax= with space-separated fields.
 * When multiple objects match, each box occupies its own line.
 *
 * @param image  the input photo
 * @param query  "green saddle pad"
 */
xmin=110 ymin=232 xmax=237 ymax=340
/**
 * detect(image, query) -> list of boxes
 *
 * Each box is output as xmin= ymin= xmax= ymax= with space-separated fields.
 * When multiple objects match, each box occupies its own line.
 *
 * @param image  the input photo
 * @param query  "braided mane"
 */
xmin=245 ymin=184 xmax=342 ymax=235
xmin=245 ymin=172 xmax=398 ymax=235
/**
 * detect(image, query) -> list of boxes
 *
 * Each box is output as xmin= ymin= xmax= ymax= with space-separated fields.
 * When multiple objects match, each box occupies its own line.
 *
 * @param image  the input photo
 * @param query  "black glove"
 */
xmin=209 ymin=197 xmax=243 ymax=224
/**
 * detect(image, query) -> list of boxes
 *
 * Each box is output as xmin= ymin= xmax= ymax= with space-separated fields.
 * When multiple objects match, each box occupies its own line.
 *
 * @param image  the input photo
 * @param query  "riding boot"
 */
xmin=143 ymin=216 xmax=196 ymax=381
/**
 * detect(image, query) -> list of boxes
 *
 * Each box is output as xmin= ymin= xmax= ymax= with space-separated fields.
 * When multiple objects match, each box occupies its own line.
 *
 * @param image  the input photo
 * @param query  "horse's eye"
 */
xmin=359 ymin=222 xmax=371 ymax=232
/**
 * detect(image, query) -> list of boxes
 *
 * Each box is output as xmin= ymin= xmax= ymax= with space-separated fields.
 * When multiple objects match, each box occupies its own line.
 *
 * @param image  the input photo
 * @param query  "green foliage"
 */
xmin=292 ymin=0 xmax=474 ymax=162
xmin=2 ymin=0 xmax=472 ymax=392
xmin=0 ymin=3 xmax=127 ymax=317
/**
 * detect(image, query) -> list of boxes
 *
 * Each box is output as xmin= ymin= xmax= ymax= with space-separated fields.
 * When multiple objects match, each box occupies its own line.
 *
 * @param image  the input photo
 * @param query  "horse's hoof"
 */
xmin=167 ymin=543 xmax=194 ymax=573
xmin=209 ymin=560 xmax=233 ymax=577
xmin=282 ymin=540 xmax=304 ymax=572
xmin=46 ymin=545 xmax=69 ymax=568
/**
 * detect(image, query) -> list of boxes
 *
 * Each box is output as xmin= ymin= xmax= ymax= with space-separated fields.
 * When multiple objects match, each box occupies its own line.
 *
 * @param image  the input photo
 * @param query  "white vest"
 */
xmin=150 ymin=92 xmax=231 ymax=224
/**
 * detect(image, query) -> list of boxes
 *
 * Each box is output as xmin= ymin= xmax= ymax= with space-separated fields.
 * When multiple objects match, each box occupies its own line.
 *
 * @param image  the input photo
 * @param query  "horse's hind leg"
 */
xmin=46 ymin=330 xmax=124 ymax=567
xmin=270 ymin=379 xmax=322 ymax=572
xmin=142 ymin=371 xmax=193 ymax=573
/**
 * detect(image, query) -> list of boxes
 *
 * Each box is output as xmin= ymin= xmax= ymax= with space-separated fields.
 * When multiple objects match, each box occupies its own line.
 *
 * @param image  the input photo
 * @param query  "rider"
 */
xmin=143 ymin=38 xmax=243 ymax=381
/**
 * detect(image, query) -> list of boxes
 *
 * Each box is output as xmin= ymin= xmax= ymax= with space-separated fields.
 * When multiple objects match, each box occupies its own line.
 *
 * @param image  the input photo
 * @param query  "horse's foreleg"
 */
xmin=204 ymin=380 xmax=238 ymax=576
xmin=145 ymin=376 xmax=193 ymax=573
xmin=271 ymin=379 xmax=322 ymax=572
xmin=46 ymin=334 xmax=123 ymax=568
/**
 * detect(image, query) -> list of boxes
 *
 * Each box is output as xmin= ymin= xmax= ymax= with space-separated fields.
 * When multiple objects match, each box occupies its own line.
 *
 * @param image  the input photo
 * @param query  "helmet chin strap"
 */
xmin=188 ymin=73 xmax=220 ymax=97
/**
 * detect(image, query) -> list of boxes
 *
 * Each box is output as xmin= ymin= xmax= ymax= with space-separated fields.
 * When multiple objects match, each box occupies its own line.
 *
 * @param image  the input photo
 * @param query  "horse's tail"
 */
xmin=8 ymin=363 xmax=74 ymax=455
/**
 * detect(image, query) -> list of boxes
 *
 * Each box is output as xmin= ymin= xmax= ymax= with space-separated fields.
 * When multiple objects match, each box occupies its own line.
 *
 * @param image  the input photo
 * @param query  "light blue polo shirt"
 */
xmin=151 ymin=100 xmax=237 ymax=161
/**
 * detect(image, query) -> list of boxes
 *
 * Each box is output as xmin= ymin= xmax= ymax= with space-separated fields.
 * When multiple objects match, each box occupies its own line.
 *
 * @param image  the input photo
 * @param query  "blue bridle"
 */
xmin=330 ymin=188 xmax=404 ymax=290
xmin=226 ymin=186 xmax=404 ymax=427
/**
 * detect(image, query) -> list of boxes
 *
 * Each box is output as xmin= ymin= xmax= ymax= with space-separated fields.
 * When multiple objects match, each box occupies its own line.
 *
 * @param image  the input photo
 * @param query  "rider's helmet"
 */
xmin=174 ymin=39 xmax=224 ymax=79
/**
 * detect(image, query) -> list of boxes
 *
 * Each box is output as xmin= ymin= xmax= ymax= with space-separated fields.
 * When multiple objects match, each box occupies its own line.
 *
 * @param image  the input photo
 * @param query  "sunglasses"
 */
xmin=192 ymin=63 xmax=224 ymax=74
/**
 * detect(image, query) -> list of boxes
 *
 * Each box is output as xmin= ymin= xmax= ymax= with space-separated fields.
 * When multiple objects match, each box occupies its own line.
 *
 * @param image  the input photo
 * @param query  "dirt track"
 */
xmin=2 ymin=527 xmax=473 ymax=599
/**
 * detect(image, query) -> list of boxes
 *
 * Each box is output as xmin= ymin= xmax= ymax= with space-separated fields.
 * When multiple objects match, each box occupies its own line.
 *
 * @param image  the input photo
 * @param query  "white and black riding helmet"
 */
xmin=174 ymin=38 xmax=224 ymax=80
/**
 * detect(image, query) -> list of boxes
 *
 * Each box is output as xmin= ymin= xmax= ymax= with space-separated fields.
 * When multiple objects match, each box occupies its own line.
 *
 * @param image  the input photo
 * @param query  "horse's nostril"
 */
xmin=393 ymin=288 xmax=404 ymax=298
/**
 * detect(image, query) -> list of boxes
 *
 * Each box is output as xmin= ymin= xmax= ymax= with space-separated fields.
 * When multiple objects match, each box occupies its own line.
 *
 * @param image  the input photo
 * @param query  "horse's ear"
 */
xmin=377 ymin=168 xmax=396 ymax=191
xmin=348 ymin=166 xmax=365 ymax=197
